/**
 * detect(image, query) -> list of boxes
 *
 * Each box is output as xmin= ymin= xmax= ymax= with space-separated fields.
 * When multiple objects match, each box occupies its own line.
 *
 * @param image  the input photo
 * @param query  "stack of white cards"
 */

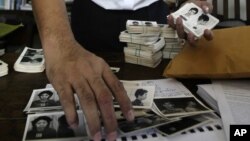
xmin=0 ymin=41 xmax=5 ymax=56
xmin=0 ymin=60 xmax=8 ymax=77
xmin=159 ymin=24 xmax=185 ymax=59
xmin=126 ymin=20 xmax=161 ymax=35
xmin=171 ymin=3 xmax=219 ymax=38
xmin=0 ymin=48 xmax=4 ymax=56
xmin=14 ymin=47 xmax=45 ymax=73
xmin=119 ymin=20 xmax=164 ymax=68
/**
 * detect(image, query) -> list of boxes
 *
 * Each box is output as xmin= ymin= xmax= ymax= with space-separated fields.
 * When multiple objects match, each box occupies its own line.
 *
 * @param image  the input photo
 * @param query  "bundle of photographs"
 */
xmin=120 ymin=20 xmax=185 ymax=68
xmin=22 ymin=78 xmax=217 ymax=141
xmin=171 ymin=3 xmax=219 ymax=38
xmin=14 ymin=47 xmax=45 ymax=73
xmin=0 ymin=59 xmax=8 ymax=77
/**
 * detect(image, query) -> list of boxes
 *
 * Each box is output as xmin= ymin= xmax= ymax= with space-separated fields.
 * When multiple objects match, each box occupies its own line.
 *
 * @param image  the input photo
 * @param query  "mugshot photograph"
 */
xmin=31 ymin=90 xmax=60 ymax=108
xmin=57 ymin=115 xmax=75 ymax=138
xmin=26 ymin=116 xmax=57 ymax=139
xmin=132 ymin=88 xmax=148 ymax=106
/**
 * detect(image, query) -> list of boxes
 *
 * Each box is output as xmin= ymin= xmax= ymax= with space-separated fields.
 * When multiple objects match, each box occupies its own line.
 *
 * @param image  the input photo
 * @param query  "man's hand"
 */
xmin=44 ymin=40 xmax=134 ymax=141
xmin=167 ymin=0 xmax=214 ymax=45
xmin=32 ymin=0 xmax=134 ymax=140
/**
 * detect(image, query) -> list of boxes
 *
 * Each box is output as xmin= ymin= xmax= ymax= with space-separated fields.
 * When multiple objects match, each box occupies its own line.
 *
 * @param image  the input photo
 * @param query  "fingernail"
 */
xmin=204 ymin=6 xmax=209 ymax=13
xmin=176 ymin=18 xmax=182 ymax=25
xmin=126 ymin=110 xmax=134 ymax=121
xmin=107 ymin=131 xmax=117 ymax=141
xmin=93 ymin=132 xmax=102 ymax=141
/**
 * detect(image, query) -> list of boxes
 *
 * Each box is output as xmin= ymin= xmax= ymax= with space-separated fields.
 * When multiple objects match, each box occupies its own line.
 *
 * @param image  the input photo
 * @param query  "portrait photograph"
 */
xmin=154 ymin=97 xmax=212 ymax=117
xmin=23 ymin=111 xmax=89 ymax=141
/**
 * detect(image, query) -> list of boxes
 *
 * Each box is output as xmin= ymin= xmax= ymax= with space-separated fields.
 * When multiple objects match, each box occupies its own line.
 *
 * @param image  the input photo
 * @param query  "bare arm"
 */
xmin=32 ymin=0 xmax=134 ymax=140
xmin=32 ymin=0 xmax=74 ymax=51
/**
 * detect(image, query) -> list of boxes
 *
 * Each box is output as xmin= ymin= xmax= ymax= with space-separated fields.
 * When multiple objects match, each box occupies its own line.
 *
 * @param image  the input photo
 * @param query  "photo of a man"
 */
xmin=132 ymin=88 xmax=148 ymax=106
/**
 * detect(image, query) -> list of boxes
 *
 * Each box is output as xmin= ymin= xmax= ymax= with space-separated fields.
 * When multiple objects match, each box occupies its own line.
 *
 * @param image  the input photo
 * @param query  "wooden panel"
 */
xmin=212 ymin=0 xmax=218 ymax=15
xmin=247 ymin=0 xmax=250 ymax=22
xmin=223 ymin=0 xmax=229 ymax=19
xmin=234 ymin=0 xmax=240 ymax=19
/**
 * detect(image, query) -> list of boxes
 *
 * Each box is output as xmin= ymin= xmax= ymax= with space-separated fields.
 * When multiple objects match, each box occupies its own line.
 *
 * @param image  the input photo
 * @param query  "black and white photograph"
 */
xmin=126 ymin=20 xmax=160 ymax=34
xmin=22 ymin=111 xmax=89 ymax=141
xmin=20 ymin=48 xmax=44 ymax=66
xmin=116 ymin=85 xmax=155 ymax=109
xmin=24 ymin=88 xmax=81 ymax=113
xmin=171 ymin=3 xmax=219 ymax=37
xmin=156 ymin=115 xmax=212 ymax=136
xmin=23 ymin=88 xmax=61 ymax=113
xmin=14 ymin=47 xmax=45 ymax=73
xmin=30 ymin=89 xmax=60 ymax=108
xmin=0 ymin=59 xmax=8 ymax=77
xmin=118 ymin=114 xmax=174 ymax=134
xmin=154 ymin=97 xmax=212 ymax=117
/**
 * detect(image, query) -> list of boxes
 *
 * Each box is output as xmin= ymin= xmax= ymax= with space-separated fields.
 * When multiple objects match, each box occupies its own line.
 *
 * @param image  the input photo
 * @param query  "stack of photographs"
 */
xmin=126 ymin=20 xmax=161 ymax=35
xmin=171 ymin=3 xmax=219 ymax=38
xmin=159 ymin=24 xmax=185 ymax=59
xmin=23 ymin=86 xmax=87 ymax=141
xmin=14 ymin=47 xmax=45 ymax=73
xmin=0 ymin=59 xmax=8 ymax=77
xmin=120 ymin=20 xmax=164 ymax=68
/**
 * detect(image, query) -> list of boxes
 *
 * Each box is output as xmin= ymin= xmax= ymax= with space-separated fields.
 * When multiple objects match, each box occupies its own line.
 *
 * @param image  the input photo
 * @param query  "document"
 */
xmin=213 ymin=80 xmax=250 ymax=141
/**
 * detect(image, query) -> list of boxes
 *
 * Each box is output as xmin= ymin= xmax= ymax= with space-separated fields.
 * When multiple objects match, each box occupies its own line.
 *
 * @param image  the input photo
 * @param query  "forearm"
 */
xmin=32 ymin=0 xmax=75 ymax=51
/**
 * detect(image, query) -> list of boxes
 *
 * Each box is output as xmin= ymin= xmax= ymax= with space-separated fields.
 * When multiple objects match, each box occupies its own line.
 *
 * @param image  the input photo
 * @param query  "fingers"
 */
xmin=72 ymin=77 xmax=102 ymax=141
xmin=167 ymin=15 xmax=176 ymax=29
xmin=195 ymin=0 xmax=213 ymax=13
xmin=204 ymin=29 xmax=213 ymax=41
xmin=85 ymin=63 xmax=118 ymax=141
xmin=176 ymin=17 xmax=186 ymax=39
xmin=55 ymin=82 xmax=79 ymax=128
xmin=103 ymin=65 xmax=134 ymax=122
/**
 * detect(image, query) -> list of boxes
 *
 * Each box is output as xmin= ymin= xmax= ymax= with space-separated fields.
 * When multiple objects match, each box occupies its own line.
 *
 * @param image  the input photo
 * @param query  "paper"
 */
xmin=213 ymin=80 xmax=250 ymax=141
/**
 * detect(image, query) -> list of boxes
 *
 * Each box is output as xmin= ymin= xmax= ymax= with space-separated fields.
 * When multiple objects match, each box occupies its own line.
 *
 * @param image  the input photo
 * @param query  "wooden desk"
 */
xmin=0 ymin=52 xmax=172 ymax=141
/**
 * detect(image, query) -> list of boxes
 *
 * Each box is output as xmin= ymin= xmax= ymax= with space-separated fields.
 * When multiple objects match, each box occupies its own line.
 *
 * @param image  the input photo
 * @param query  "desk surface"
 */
xmin=0 ymin=52 xmax=175 ymax=141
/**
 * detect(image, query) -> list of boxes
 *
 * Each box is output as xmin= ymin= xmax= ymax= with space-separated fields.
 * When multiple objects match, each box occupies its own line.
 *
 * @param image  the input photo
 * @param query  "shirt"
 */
xmin=91 ymin=0 xmax=159 ymax=10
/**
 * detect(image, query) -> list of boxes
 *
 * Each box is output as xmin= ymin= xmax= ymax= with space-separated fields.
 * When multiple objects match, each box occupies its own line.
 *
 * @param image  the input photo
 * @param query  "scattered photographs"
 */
xmin=153 ymin=97 xmax=212 ymax=117
xmin=156 ymin=114 xmax=212 ymax=136
xmin=118 ymin=114 xmax=178 ymax=134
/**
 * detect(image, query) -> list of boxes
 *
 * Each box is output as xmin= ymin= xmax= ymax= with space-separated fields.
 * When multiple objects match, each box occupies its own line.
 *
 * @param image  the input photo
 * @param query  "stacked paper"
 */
xmin=159 ymin=24 xmax=184 ymax=59
xmin=14 ymin=47 xmax=45 ymax=73
xmin=120 ymin=20 xmax=164 ymax=68
xmin=0 ymin=59 xmax=8 ymax=77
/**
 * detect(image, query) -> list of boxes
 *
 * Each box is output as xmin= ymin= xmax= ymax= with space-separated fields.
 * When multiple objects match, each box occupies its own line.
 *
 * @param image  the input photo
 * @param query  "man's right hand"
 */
xmin=32 ymin=1 xmax=134 ymax=140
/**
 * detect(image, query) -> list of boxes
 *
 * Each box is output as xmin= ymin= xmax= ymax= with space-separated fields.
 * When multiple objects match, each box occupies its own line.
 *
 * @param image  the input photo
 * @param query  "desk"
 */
xmin=0 ymin=52 xmax=209 ymax=141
